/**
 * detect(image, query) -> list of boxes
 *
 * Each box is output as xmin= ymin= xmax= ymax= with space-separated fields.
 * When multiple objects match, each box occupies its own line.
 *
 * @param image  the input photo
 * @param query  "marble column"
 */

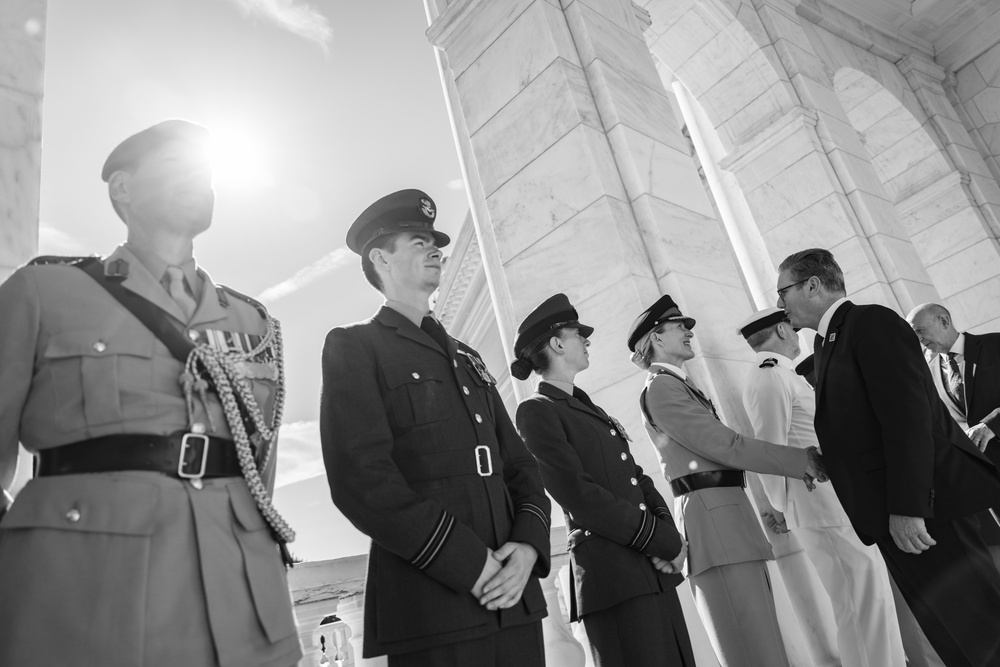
xmin=0 ymin=0 xmax=45 ymax=283
xmin=711 ymin=0 xmax=940 ymax=315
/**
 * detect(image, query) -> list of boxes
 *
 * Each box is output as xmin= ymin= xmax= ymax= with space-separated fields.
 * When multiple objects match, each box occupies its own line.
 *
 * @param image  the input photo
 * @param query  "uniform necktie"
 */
xmin=164 ymin=266 xmax=197 ymax=321
xmin=942 ymin=352 xmax=966 ymax=415
xmin=683 ymin=375 xmax=719 ymax=420
xmin=421 ymin=315 xmax=450 ymax=353
xmin=572 ymin=387 xmax=603 ymax=417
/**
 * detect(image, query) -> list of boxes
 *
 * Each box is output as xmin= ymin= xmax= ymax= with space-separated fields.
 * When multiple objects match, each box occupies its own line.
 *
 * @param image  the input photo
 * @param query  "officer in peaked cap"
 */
xmin=628 ymin=294 xmax=827 ymax=667
xmin=346 ymin=188 xmax=450 ymax=255
xmin=320 ymin=190 xmax=551 ymax=665
xmin=738 ymin=306 xmax=906 ymax=667
xmin=514 ymin=294 xmax=695 ymax=666
xmin=626 ymin=294 xmax=696 ymax=353
xmin=509 ymin=293 xmax=593 ymax=380
xmin=0 ymin=119 xmax=301 ymax=667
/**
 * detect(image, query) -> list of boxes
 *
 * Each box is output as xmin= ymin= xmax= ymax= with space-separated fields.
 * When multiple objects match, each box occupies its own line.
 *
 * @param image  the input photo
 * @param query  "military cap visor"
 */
xmin=736 ymin=307 xmax=789 ymax=339
xmin=513 ymin=293 xmax=593 ymax=360
xmin=626 ymin=295 xmax=695 ymax=352
xmin=347 ymin=189 xmax=450 ymax=255
xmin=101 ymin=119 xmax=211 ymax=182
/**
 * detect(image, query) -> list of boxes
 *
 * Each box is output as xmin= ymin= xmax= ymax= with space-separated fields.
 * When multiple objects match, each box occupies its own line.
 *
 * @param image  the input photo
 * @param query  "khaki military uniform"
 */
xmin=0 ymin=246 xmax=301 ymax=667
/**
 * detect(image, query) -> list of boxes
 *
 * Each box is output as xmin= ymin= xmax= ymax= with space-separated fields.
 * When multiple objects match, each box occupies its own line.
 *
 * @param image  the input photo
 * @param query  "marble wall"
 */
xmin=0 ymin=0 xmax=45 ymax=282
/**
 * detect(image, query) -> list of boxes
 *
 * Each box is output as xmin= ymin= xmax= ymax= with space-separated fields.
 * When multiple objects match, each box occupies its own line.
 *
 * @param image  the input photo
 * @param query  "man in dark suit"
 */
xmin=777 ymin=248 xmax=1000 ymax=667
xmin=319 ymin=189 xmax=551 ymax=666
xmin=906 ymin=303 xmax=1000 ymax=571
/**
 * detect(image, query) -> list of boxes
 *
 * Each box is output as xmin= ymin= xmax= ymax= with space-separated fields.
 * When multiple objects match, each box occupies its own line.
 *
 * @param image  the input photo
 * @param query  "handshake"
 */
xmin=802 ymin=446 xmax=829 ymax=491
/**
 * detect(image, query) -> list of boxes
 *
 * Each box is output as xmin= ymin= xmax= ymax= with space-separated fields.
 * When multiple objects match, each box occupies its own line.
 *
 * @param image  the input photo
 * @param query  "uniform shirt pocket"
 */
xmin=42 ymin=330 xmax=155 ymax=427
xmin=383 ymin=363 xmax=451 ymax=430
xmin=229 ymin=485 xmax=297 ymax=643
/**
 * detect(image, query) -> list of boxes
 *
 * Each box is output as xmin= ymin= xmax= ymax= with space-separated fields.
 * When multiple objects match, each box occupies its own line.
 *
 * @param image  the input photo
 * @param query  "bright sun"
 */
xmin=206 ymin=123 xmax=273 ymax=191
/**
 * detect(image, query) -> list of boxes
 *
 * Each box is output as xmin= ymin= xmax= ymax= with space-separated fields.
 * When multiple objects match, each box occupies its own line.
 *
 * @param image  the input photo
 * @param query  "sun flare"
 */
xmin=206 ymin=123 xmax=273 ymax=191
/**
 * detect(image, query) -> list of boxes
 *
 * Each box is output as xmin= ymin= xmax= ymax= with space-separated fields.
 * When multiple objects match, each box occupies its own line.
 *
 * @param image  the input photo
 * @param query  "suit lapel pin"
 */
xmin=828 ymin=333 xmax=836 ymax=343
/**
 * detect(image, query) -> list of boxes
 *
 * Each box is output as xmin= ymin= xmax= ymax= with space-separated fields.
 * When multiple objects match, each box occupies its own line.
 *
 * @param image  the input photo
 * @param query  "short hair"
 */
xmin=361 ymin=232 xmax=404 ymax=293
xmin=630 ymin=322 xmax=667 ymax=370
xmin=778 ymin=248 xmax=845 ymax=294
xmin=746 ymin=323 xmax=779 ymax=351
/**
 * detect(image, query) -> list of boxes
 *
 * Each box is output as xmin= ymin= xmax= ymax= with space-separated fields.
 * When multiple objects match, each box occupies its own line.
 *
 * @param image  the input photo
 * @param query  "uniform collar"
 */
xmin=384 ymin=299 xmax=431 ymax=328
xmin=123 ymin=241 xmax=200 ymax=295
xmin=755 ymin=351 xmax=794 ymax=369
xmin=817 ymin=296 xmax=849 ymax=338
xmin=649 ymin=361 xmax=686 ymax=380
xmin=541 ymin=379 xmax=575 ymax=396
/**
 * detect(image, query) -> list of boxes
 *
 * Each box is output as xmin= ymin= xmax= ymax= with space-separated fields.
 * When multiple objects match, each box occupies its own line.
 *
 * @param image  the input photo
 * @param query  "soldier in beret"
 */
xmin=628 ymin=294 xmax=827 ymax=667
xmin=0 ymin=120 xmax=301 ymax=666
xmin=512 ymin=293 xmax=695 ymax=666
xmin=738 ymin=307 xmax=904 ymax=667
xmin=319 ymin=189 xmax=551 ymax=666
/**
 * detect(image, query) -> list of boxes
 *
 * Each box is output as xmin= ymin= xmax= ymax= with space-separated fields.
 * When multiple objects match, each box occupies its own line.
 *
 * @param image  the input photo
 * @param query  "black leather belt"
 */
xmin=37 ymin=432 xmax=244 ymax=479
xmin=670 ymin=470 xmax=745 ymax=496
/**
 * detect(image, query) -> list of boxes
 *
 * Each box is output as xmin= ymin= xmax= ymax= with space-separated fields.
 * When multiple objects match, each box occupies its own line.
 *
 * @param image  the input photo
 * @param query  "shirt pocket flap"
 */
xmin=43 ymin=330 xmax=154 ymax=359
xmin=2 ymin=475 xmax=160 ymax=536
xmin=383 ymin=362 xmax=445 ymax=389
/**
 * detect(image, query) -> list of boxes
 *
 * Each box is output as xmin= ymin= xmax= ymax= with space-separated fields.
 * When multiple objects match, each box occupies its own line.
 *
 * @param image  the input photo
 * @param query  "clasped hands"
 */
xmin=967 ymin=423 xmax=995 ymax=452
xmin=472 ymin=542 xmax=537 ymax=610
xmin=650 ymin=538 xmax=688 ymax=575
xmin=889 ymin=514 xmax=936 ymax=554
xmin=803 ymin=445 xmax=829 ymax=491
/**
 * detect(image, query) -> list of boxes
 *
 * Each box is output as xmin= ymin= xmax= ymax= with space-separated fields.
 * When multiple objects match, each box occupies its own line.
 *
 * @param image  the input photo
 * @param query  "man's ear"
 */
xmin=108 ymin=171 xmax=131 ymax=206
xmin=368 ymin=246 xmax=390 ymax=271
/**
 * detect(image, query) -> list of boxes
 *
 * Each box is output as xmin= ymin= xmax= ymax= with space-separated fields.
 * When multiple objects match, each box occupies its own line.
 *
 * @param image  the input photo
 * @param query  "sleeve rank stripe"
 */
xmin=517 ymin=503 xmax=550 ymax=532
xmin=411 ymin=511 xmax=455 ymax=570
xmin=629 ymin=511 xmax=656 ymax=551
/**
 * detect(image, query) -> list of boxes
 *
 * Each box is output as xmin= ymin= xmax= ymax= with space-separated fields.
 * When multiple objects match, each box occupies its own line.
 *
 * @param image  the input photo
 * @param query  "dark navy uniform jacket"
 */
xmin=320 ymin=306 xmax=551 ymax=657
xmin=516 ymin=382 xmax=683 ymax=620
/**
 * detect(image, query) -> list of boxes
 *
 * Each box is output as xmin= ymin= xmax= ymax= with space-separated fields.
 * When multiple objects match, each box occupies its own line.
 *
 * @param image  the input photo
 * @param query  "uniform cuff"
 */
xmin=510 ymin=503 xmax=552 ymax=578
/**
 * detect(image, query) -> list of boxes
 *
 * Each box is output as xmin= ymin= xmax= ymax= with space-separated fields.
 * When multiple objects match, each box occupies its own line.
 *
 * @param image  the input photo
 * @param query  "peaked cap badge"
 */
xmin=420 ymin=197 xmax=435 ymax=219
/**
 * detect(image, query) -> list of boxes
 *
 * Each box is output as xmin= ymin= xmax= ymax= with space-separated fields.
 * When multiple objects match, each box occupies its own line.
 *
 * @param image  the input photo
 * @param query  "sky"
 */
xmin=37 ymin=0 xmax=469 ymax=561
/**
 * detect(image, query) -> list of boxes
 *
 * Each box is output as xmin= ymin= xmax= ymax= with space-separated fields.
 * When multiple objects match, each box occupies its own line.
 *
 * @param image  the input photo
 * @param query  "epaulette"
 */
xmin=218 ymin=284 xmax=268 ymax=319
xmin=27 ymin=255 xmax=95 ymax=267
xmin=759 ymin=357 xmax=778 ymax=368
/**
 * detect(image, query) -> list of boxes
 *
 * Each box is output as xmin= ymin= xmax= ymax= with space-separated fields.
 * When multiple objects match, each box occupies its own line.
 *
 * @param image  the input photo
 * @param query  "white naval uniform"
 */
xmin=743 ymin=351 xmax=905 ymax=667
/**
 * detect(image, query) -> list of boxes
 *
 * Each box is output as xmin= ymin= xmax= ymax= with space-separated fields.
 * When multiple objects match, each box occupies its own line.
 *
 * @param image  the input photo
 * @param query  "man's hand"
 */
xmin=803 ymin=446 xmax=828 ymax=491
xmin=967 ymin=423 xmax=995 ymax=452
xmin=478 ymin=542 xmax=538 ymax=610
xmin=761 ymin=508 xmax=788 ymax=535
xmin=650 ymin=538 xmax=687 ymax=574
xmin=889 ymin=514 xmax=937 ymax=554
xmin=471 ymin=548 xmax=503 ymax=599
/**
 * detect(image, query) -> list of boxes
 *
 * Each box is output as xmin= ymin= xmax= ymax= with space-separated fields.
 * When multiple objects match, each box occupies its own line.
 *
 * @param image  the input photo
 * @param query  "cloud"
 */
xmin=446 ymin=178 xmax=465 ymax=191
xmin=38 ymin=223 xmax=89 ymax=256
xmin=257 ymin=247 xmax=353 ymax=304
xmin=223 ymin=0 xmax=332 ymax=54
xmin=274 ymin=420 xmax=325 ymax=488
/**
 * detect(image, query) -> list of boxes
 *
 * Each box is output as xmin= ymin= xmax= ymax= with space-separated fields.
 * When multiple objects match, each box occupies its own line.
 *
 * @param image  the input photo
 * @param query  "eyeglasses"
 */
xmin=776 ymin=278 xmax=809 ymax=301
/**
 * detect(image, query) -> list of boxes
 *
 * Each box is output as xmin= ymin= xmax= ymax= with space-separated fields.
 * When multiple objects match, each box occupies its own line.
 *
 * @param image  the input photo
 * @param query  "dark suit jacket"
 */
xmin=965 ymin=332 xmax=1000 ymax=468
xmin=516 ymin=383 xmax=683 ymax=620
xmin=813 ymin=301 xmax=1000 ymax=544
xmin=319 ymin=306 xmax=551 ymax=657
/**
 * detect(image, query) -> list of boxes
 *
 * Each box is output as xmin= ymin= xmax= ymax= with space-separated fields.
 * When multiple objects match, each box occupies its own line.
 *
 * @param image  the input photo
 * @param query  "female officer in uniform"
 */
xmin=513 ymin=294 xmax=695 ymax=666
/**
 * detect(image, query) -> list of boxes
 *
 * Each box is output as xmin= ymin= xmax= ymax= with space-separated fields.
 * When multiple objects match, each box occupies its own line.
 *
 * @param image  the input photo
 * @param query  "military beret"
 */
xmin=511 ymin=293 xmax=593 ymax=380
xmin=101 ymin=119 xmax=210 ymax=182
xmin=626 ymin=295 xmax=695 ymax=352
xmin=736 ymin=307 xmax=788 ymax=339
xmin=347 ymin=189 xmax=450 ymax=256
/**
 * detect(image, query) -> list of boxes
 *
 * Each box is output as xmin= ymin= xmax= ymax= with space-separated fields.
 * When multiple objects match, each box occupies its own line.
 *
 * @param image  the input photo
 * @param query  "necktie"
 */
xmin=942 ymin=353 xmax=966 ymax=415
xmin=813 ymin=332 xmax=824 ymax=368
xmin=164 ymin=266 xmax=197 ymax=321
xmin=421 ymin=316 xmax=450 ymax=353
xmin=683 ymin=376 xmax=719 ymax=420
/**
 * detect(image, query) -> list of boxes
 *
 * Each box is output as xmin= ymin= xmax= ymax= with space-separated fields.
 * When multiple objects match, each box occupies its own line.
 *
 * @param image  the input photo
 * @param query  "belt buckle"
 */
xmin=475 ymin=445 xmax=493 ymax=477
xmin=178 ymin=433 xmax=211 ymax=480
